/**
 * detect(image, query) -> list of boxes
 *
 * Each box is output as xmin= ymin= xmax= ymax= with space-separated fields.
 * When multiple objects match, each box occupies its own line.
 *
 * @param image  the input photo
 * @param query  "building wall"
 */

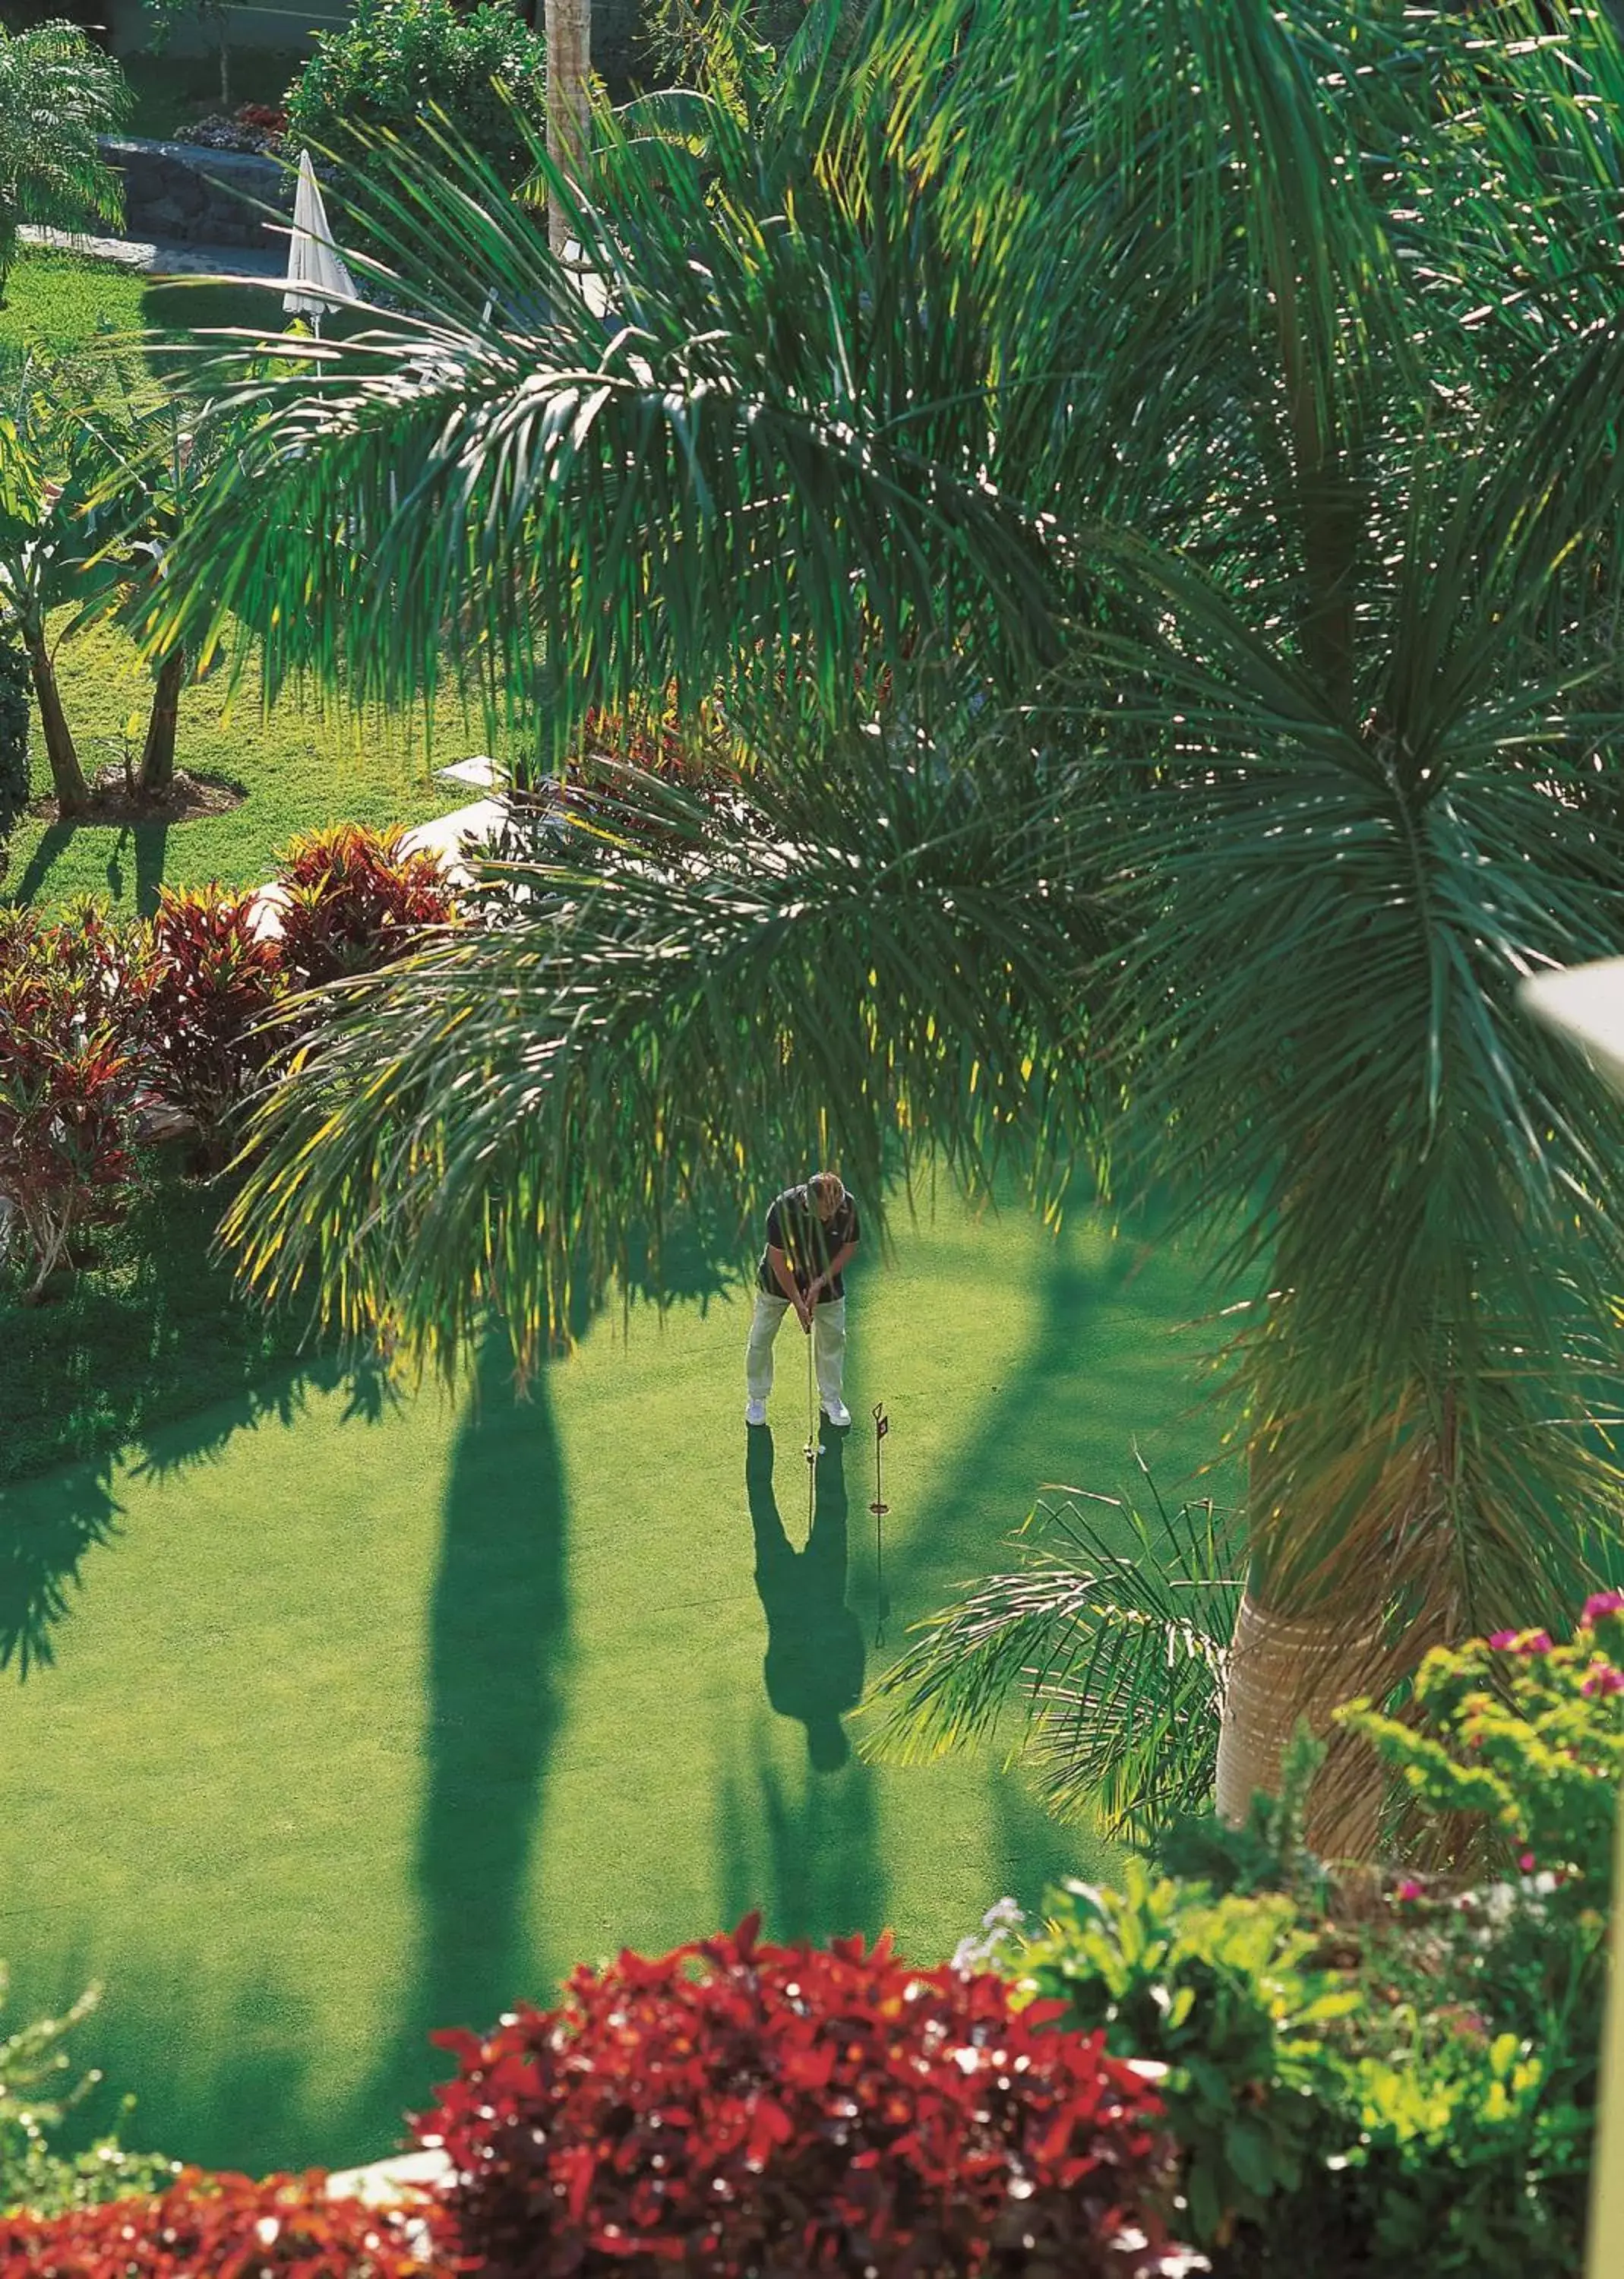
xmin=109 ymin=0 xmax=649 ymax=84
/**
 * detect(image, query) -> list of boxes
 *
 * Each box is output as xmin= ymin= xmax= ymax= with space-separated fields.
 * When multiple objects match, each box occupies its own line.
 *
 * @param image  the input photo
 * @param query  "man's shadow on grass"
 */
xmin=746 ymin=1424 xmax=864 ymax=1772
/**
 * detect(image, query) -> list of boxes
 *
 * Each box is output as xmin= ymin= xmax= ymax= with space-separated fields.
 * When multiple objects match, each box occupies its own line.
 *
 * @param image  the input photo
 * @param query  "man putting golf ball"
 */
xmin=744 ymin=1171 xmax=859 ymax=1429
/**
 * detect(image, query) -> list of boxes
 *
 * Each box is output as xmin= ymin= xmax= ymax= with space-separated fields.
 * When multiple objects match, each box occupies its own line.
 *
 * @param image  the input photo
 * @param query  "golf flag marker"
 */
xmin=871 ymin=1403 xmax=891 ymax=1647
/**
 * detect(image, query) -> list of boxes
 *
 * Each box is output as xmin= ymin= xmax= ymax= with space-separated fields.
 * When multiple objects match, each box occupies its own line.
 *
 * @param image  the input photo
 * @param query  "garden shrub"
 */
xmin=0 ymin=836 xmax=453 ymax=1294
xmin=1015 ymin=1863 xmax=1356 ymax=2249
xmin=0 ymin=906 xmax=152 ymax=1300
xmin=988 ymin=1597 xmax=1624 ymax=2278
xmin=274 ymin=823 xmax=457 ymax=991
xmin=0 ymin=2170 xmax=441 ymax=2274
xmin=415 ymin=1911 xmax=1190 ymax=2277
xmin=286 ymin=0 xmax=548 ymax=256
xmin=142 ymin=886 xmax=285 ymax=1161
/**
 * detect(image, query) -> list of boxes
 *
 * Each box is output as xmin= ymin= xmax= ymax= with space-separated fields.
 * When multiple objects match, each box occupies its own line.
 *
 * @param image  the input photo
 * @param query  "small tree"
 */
xmin=0 ymin=356 xmax=136 ymax=817
xmin=0 ymin=637 xmax=27 ymax=824
xmin=80 ymin=381 xmax=226 ymax=798
xmin=0 ymin=25 xmax=128 ymax=305
xmin=141 ymin=0 xmax=234 ymax=116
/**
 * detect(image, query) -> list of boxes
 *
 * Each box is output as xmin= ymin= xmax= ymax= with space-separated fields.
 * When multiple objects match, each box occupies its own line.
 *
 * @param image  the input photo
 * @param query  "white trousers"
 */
xmin=745 ymin=1290 xmax=846 ymax=1408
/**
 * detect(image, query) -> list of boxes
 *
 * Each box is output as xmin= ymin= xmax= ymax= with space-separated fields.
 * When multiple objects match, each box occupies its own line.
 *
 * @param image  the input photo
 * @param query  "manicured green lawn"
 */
xmin=0 ymin=1166 xmax=311 ymax=1491
xmin=0 ymin=252 xmax=270 ymax=368
xmin=0 ymin=1187 xmax=1231 ymax=2180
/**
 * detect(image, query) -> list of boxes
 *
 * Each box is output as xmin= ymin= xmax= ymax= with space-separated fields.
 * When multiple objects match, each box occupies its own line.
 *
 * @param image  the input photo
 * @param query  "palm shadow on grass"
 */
xmin=7 ymin=815 xmax=74 ymax=909
xmin=24 ymin=1936 xmax=317 ymax=2183
xmin=341 ymin=1339 xmax=573 ymax=2162
xmin=0 ymin=1347 xmax=393 ymax=1677
xmin=0 ymin=1152 xmax=402 ymax=1674
xmin=875 ymin=1202 xmax=1227 ymax=1630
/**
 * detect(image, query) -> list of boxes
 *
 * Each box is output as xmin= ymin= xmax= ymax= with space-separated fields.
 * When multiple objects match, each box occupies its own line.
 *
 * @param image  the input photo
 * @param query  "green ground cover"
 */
xmin=0 ymin=1187 xmax=1231 ymax=2180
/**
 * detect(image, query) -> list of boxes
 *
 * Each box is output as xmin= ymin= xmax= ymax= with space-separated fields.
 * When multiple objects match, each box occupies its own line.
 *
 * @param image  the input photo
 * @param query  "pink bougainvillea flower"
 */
xmin=1395 ymin=1879 xmax=1424 ymax=1902
xmin=1581 ymin=1663 xmax=1624 ymax=1697
xmin=1583 ymin=1591 xmax=1624 ymax=1625
xmin=1518 ymin=1853 xmax=1537 ymax=1873
xmin=1488 ymin=1631 xmax=1519 ymax=1649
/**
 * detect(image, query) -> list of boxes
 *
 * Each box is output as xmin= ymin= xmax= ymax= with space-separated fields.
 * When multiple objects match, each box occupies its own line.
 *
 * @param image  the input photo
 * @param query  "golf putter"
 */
xmin=804 ymin=1307 xmax=820 ymax=1525
xmin=804 ymin=1309 xmax=820 ymax=1459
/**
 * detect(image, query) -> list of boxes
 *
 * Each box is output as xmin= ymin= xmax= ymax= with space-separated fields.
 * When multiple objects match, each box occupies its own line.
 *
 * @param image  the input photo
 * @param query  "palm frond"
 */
xmin=219 ymin=727 xmax=1104 ymax=1374
xmin=861 ymin=1468 xmax=1243 ymax=1842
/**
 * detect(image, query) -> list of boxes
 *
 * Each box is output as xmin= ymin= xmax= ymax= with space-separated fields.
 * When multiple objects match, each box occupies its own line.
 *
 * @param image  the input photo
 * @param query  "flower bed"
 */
xmin=0 ymin=825 xmax=457 ymax=1296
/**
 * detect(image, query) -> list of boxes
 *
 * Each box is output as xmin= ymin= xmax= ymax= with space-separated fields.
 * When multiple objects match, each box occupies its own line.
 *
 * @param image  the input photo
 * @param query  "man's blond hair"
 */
xmin=809 ymin=1171 xmax=846 ymax=1207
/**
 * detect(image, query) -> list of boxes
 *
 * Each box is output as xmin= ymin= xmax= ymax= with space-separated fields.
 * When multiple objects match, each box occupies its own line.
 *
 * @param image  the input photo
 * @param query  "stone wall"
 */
xmin=98 ymin=137 xmax=292 ymax=250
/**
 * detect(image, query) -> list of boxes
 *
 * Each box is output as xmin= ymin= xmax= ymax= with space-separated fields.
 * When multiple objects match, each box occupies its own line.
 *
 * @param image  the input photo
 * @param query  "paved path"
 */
xmin=21 ymin=223 xmax=284 ymax=281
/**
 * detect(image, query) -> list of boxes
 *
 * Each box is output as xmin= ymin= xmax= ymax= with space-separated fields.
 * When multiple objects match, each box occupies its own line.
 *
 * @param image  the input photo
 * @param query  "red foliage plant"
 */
xmin=143 ymin=885 xmax=286 ymax=1156
xmin=415 ymin=1914 xmax=1188 ymax=2279
xmin=274 ymin=825 xmax=457 ymax=992
xmin=0 ymin=904 xmax=152 ymax=1300
xmin=0 ymin=2168 xmax=445 ymax=2279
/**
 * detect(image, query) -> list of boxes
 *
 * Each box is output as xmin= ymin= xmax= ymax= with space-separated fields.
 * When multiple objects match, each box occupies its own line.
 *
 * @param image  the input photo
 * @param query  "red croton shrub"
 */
xmin=0 ymin=2168 xmax=443 ymax=2279
xmin=415 ymin=1914 xmax=1187 ymax=2278
xmin=0 ymin=904 xmax=152 ymax=1300
xmin=142 ymin=886 xmax=286 ymax=1159
xmin=274 ymin=825 xmax=457 ymax=991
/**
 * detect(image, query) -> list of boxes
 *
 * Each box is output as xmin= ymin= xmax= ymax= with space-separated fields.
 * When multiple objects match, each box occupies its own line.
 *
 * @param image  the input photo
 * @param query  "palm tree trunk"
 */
xmin=1215 ymin=1590 xmax=1379 ymax=1856
xmin=545 ymin=0 xmax=592 ymax=258
xmin=136 ymin=646 xmax=185 ymax=796
xmin=27 ymin=637 xmax=91 ymax=815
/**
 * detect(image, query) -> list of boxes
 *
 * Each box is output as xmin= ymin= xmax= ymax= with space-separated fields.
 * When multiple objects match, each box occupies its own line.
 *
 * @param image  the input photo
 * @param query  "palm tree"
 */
xmin=156 ymin=0 xmax=1624 ymax=1844
xmin=77 ymin=377 xmax=227 ymax=797
xmin=0 ymin=357 xmax=130 ymax=816
xmin=0 ymin=23 xmax=128 ymax=305
xmin=543 ymin=0 xmax=592 ymax=256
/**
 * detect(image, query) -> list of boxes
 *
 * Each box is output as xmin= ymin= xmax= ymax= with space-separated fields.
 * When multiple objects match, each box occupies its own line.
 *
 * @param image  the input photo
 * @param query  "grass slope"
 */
xmin=0 ymin=253 xmax=269 ymax=369
xmin=0 ymin=1190 xmax=1231 ymax=2180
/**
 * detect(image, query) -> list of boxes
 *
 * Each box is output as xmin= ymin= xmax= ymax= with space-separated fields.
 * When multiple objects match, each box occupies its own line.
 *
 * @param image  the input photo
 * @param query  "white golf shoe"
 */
xmin=822 ymin=1398 xmax=851 ymax=1427
xmin=745 ymin=1399 xmax=768 ymax=1426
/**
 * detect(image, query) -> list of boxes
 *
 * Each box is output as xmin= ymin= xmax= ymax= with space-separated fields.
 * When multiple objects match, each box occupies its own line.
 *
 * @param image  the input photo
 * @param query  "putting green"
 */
xmin=0 ymin=1190 xmax=1231 ymax=2178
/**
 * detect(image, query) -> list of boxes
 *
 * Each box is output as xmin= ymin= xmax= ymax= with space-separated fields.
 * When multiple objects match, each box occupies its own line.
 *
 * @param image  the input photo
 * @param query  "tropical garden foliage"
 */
xmin=0 ymin=826 xmax=456 ymax=1296
xmin=0 ymin=24 xmax=127 ymax=305
xmin=139 ymin=0 xmax=1624 ymax=1839
xmin=285 ymin=0 xmax=549 ymax=259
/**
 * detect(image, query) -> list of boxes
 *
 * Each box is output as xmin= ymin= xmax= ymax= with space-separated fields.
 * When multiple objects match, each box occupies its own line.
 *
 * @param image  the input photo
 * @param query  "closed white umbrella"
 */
xmin=283 ymin=150 xmax=356 ymax=331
